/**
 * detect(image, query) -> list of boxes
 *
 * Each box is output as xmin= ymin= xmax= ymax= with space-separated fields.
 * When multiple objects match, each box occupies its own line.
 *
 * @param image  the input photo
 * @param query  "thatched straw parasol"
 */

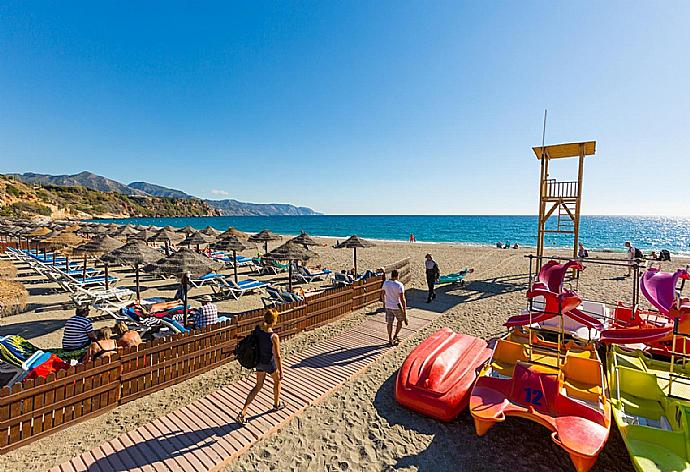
xmin=219 ymin=227 xmax=249 ymax=240
xmin=113 ymin=224 xmax=139 ymax=238
xmin=266 ymin=241 xmax=317 ymax=292
xmin=182 ymin=231 xmax=214 ymax=251
xmin=148 ymin=228 xmax=183 ymax=255
xmin=0 ymin=280 xmax=28 ymax=317
xmin=201 ymin=225 xmax=221 ymax=237
xmin=212 ymin=236 xmax=249 ymax=283
xmin=146 ymin=248 xmax=222 ymax=324
xmin=101 ymin=240 xmax=163 ymax=299
xmin=28 ymin=227 xmax=51 ymax=238
xmin=177 ymin=225 xmax=196 ymax=235
xmin=42 ymin=231 xmax=86 ymax=269
xmin=134 ymin=225 xmax=148 ymax=231
xmin=73 ymin=235 xmax=124 ymax=289
xmin=129 ymin=229 xmax=153 ymax=241
xmin=334 ymin=235 xmax=376 ymax=277
xmin=249 ymin=229 xmax=282 ymax=255
xmin=290 ymin=231 xmax=320 ymax=249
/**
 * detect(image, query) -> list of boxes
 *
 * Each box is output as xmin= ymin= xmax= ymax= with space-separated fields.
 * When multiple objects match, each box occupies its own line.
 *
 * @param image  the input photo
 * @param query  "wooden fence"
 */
xmin=0 ymin=274 xmax=389 ymax=452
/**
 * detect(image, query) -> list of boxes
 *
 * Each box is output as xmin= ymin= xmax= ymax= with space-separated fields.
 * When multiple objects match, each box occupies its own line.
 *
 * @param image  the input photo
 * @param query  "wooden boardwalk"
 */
xmin=52 ymin=309 xmax=435 ymax=472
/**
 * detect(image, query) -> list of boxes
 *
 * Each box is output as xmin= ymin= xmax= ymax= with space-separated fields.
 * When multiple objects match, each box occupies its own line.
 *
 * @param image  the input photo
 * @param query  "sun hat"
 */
xmin=200 ymin=294 xmax=213 ymax=303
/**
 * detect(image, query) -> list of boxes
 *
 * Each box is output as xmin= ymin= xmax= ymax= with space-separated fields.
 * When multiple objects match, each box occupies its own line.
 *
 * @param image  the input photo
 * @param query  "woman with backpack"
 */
xmin=236 ymin=309 xmax=285 ymax=424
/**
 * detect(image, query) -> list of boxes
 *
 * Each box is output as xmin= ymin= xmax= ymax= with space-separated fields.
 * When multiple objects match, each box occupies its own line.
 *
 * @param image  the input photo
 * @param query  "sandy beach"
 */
xmin=1 ymin=238 xmax=688 ymax=471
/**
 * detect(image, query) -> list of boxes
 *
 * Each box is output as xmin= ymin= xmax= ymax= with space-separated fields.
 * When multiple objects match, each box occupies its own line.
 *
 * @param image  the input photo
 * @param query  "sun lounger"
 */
xmin=295 ymin=266 xmax=332 ymax=283
xmin=262 ymin=286 xmax=304 ymax=307
xmin=189 ymin=272 xmax=225 ymax=288
xmin=436 ymin=268 xmax=473 ymax=286
xmin=212 ymin=277 xmax=271 ymax=299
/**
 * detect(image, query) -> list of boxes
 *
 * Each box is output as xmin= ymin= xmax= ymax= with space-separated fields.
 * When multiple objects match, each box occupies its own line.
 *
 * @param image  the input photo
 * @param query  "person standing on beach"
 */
xmin=624 ymin=241 xmax=636 ymax=276
xmin=382 ymin=269 xmax=407 ymax=346
xmin=237 ymin=309 xmax=285 ymax=424
xmin=425 ymin=253 xmax=440 ymax=303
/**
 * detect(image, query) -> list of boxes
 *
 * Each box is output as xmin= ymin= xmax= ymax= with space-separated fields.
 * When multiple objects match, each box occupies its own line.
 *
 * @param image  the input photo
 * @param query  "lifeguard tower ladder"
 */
xmin=533 ymin=141 xmax=596 ymax=264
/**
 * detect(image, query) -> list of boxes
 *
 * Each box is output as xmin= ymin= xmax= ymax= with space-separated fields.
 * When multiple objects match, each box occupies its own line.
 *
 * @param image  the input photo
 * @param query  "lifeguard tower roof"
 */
xmin=532 ymin=141 xmax=596 ymax=160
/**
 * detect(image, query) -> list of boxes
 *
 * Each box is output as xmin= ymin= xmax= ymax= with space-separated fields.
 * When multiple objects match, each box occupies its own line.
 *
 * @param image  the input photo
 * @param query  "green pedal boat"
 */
xmin=608 ymin=345 xmax=690 ymax=472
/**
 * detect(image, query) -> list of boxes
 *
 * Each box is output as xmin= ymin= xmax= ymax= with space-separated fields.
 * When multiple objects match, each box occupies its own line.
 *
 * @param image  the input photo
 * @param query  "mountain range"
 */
xmin=9 ymin=172 xmax=320 ymax=216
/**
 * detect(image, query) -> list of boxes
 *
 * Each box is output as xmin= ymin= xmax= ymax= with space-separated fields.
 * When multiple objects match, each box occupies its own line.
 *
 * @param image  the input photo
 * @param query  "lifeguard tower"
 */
xmin=533 ymin=141 xmax=596 ymax=264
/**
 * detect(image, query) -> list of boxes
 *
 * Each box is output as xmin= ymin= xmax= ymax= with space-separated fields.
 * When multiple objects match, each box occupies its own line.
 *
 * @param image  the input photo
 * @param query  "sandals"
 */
xmin=273 ymin=400 xmax=287 ymax=412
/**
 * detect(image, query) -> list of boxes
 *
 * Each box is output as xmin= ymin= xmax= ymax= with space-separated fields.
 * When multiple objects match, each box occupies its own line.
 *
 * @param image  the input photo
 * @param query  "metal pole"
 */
xmin=135 ymin=264 xmax=141 ymax=300
xmin=105 ymin=263 xmax=109 ymax=291
xmin=353 ymin=247 xmax=357 ymax=278
xmin=233 ymin=249 xmax=238 ymax=283
xmin=183 ymin=277 xmax=188 ymax=327
xmin=288 ymin=261 xmax=293 ymax=292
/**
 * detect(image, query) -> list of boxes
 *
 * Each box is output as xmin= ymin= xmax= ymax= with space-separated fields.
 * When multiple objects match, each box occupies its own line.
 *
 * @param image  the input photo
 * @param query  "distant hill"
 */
xmin=206 ymin=199 xmax=320 ymax=216
xmin=8 ymin=171 xmax=321 ymax=216
xmin=10 ymin=171 xmax=147 ymax=196
xmin=128 ymin=181 xmax=192 ymax=199
xmin=0 ymin=175 xmax=220 ymax=219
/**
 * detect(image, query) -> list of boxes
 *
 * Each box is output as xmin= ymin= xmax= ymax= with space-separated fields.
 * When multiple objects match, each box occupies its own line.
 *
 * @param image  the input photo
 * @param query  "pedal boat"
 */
xmin=607 ymin=345 xmax=690 ymax=472
xmin=470 ymin=323 xmax=611 ymax=472
xmin=395 ymin=327 xmax=492 ymax=421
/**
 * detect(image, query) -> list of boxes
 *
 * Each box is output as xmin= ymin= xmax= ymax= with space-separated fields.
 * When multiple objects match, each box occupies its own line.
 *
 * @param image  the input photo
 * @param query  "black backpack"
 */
xmin=660 ymin=249 xmax=671 ymax=261
xmin=235 ymin=327 xmax=258 ymax=369
xmin=634 ymin=247 xmax=644 ymax=259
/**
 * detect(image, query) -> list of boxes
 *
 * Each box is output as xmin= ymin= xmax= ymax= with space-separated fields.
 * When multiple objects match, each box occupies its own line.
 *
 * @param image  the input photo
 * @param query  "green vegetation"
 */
xmin=0 ymin=201 xmax=52 ymax=217
xmin=0 ymin=177 xmax=218 ymax=219
xmin=4 ymin=184 xmax=19 ymax=197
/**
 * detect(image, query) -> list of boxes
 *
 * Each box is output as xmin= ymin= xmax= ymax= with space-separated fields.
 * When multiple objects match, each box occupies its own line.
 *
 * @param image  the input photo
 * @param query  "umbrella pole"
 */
xmin=66 ymin=255 xmax=70 ymax=273
xmin=52 ymin=252 xmax=56 ymax=266
xmin=264 ymin=241 xmax=268 ymax=255
xmin=135 ymin=264 xmax=141 ymax=300
xmin=105 ymin=263 xmax=109 ymax=291
xmin=165 ymin=241 xmax=170 ymax=256
xmin=233 ymin=249 xmax=238 ymax=283
xmin=353 ymin=247 xmax=357 ymax=278
xmin=183 ymin=282 xmax=188 ymax=327
xmin=83 ymin=254 xmax=87 ymax=280
xmin=288 ymin=261 xmax=293 ymax=292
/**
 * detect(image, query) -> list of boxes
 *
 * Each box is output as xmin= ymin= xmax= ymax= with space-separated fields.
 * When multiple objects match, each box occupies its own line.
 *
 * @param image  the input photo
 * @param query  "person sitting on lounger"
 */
xmin=62 ymin=305 xmax=97 ymax=351
xmin=83 ymin=326 xmax=118 ymax=363
xmin=113 ymin=321 xmax=142 ymax=348
xmin=237 ymin=309 xmax=285 ymax=424
xmin=193 ymin=295 xmax=218 ymax=329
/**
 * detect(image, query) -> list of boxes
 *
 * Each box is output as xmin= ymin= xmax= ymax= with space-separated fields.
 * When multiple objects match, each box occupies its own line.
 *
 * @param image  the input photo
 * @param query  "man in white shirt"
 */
xmin=624 ymin=241 xmax=635 ymax=277
xmin=382 ymin=269 xmax=407 ymax=346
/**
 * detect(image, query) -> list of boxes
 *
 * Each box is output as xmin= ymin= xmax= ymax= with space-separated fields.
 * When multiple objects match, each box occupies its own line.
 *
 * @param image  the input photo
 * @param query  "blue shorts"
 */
xmin=256 ymin=359 xmax=277 ymax=374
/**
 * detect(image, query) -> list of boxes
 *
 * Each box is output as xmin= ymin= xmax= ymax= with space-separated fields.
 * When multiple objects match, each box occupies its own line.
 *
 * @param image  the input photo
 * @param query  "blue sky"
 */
xmin=1 ymin=1 xmax=689 ymax=215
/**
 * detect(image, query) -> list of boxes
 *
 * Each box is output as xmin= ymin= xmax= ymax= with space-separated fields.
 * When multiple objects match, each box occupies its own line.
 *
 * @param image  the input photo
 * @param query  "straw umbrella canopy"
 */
xmin=334 ymin=235 xmax=376 ymax=277
xmin=129 ymin=229 xmax=152 ymax=241
xmin=212 ymin=236 xmax=249 ymax=283
xmin=73 ymin=235 xmax=124 ymax=289
xmin=28 ymin=227 xmax=51 ymax=238
xmin=101 ymin=240 xmax=164 ymax=299
xmin=177 ymin=225 xmax=196 ymax=235
xmin=266 ymin=241 xmax=317 ymax=292
xmin=113 ymin=224 xmax=139 ymax=238
xmin=290 ymin=231 xmax=320 ymax=249
xmin=218 ymin=227 xmax=249 ymax=241
xmin=148 ymin=228 xmax=183 ymax=255
xmin=248 ymin=230 xmax=282 ymax=255
xmin=42 ymin=231 xmax=86 ymax=268
xmin=182 ymin=231 xmax=214 ymax=251
xmin=201 ymin=225 xmax=221 ymax=237
xmin=146 ymin=248 xmax=222 ymax=324
xmin=134 ymin=225 xmax=149 ymax=231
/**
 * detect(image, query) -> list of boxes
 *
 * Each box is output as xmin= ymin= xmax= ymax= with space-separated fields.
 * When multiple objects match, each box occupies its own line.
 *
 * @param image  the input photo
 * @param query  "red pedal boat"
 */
xmin=395 ymin=328 xmax=491 ymax=422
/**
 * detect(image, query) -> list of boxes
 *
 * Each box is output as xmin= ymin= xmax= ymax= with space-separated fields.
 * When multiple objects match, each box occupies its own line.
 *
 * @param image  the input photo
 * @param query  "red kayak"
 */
xmin=395 ymin=328 xmax=492 ymax=422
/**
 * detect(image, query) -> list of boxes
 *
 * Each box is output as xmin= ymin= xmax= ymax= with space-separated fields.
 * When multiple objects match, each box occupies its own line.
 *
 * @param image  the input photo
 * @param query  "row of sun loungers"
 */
xmin=6 ymin=247 xmax=135 ymax=305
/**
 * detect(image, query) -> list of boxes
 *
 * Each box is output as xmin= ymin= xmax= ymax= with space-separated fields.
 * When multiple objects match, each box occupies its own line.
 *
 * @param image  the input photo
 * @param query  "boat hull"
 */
xmin=395 ymin=328 xmax=491 ymax=422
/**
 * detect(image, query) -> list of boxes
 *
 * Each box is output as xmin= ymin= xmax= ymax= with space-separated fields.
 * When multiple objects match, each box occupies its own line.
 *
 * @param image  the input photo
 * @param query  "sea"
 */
xmin=92 ymin=215 xmax=690 ymax=255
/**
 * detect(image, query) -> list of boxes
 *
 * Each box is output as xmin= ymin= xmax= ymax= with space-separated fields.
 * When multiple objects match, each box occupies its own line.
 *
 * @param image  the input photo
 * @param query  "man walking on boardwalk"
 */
xmin=425 ymin=253 xmax=440 ymax=303
xmin=382 ymin=269 xmax=407 ymax=346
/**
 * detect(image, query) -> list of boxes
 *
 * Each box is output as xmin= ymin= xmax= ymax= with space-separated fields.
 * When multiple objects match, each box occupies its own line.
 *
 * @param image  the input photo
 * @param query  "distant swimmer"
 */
xmin=409 ymin=233 xmax=416 ymax=243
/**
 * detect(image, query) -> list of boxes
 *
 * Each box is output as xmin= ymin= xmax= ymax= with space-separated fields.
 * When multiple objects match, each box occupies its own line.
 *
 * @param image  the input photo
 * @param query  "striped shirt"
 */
xmin=62 ymin=315 xmax=94 ymax=350
xmin=195 ymin=303 xmax=219 ymax=329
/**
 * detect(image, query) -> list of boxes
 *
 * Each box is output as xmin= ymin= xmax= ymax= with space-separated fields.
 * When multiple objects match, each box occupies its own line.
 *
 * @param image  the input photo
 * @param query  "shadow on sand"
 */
xmin=0 ymin=318 xmax=67 ymax=339
xmin=374 ymin=370 xmax=633 ymax=471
